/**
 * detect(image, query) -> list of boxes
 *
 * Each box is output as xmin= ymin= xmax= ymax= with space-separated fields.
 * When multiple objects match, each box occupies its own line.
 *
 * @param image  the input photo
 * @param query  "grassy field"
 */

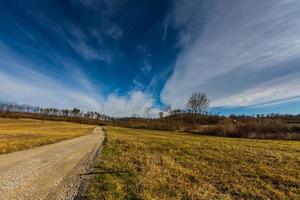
xmin=0 ymin=118 xmax=95 ymax=154
xmin=88 ymin=127 xmax=300 ymax=200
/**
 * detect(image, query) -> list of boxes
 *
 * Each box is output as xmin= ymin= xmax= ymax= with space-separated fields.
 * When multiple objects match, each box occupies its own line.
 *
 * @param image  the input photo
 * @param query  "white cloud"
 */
xmin=0 ymin=69 xmax=102 ymax=111
xmin=0 ymin=43 xmax=160 ymax=117
xmin=0 ymin=66 xmax=160 ymax=117
xmin=161 ymin=0 xmax=300 ymax=109
xmin=66 ymin=24 xmax=108 ymax=61
xmin=0 ymin=45 xmax=103 ymax=111
xmin=102 ymin=91 xmax=160 ymax=118
xmin=212 ymin=74 xmax=300 ymax=107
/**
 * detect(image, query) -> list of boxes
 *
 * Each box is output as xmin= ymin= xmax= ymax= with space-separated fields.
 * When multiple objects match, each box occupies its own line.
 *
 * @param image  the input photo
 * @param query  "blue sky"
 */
xmin=1 ymin=0 xmax=300 ymax=117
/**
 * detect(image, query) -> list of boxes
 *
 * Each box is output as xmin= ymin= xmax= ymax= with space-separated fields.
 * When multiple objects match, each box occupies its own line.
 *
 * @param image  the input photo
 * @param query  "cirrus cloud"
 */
xmin=161 ymin=0 xmax=300 ymax=109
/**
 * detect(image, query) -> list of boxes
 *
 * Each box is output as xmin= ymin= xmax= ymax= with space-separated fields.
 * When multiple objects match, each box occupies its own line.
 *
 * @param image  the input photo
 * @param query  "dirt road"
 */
xmin=0 ymin=127 xmax=105 ymax=200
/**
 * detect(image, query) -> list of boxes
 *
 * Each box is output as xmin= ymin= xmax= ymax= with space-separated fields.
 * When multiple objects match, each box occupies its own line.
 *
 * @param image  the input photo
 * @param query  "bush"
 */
xmin=193 ymin=118 xmax=300 ymax=140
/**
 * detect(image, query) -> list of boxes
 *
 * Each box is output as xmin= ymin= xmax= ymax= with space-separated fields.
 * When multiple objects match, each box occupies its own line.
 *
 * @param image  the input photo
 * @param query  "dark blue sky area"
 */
xmin=1 ymin=0 xmax=300 ymax=117
xmin=0 ymin=0 xmax=177 ymax=95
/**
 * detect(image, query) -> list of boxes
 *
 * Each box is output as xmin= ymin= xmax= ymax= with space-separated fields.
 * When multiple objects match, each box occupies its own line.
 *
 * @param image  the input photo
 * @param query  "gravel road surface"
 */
xmin=0 ymin=127 xmax=105 ymax=200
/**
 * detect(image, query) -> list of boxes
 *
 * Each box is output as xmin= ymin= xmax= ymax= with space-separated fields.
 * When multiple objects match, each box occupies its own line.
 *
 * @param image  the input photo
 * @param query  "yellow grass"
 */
xmin=0 ymin=118 xmax=96 ymax=154
xmin=88 ymin=127 xmax=300 ymax=200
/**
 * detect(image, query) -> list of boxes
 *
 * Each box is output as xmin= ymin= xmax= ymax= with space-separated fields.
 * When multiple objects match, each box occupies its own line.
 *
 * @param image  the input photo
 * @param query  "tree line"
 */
xmin=0 ymin=103 xmax=111 ymax=121
xmin=2 ymin=91 xmax=300 ymax=121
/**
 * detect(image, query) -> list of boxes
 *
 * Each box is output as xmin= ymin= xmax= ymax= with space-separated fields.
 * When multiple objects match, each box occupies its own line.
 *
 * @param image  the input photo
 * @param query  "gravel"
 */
xmin=0 ymin=127 xmax=105 ymax=200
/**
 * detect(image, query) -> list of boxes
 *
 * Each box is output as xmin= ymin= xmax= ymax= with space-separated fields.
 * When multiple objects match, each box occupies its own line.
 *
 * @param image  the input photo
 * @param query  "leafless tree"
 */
xmin=186 ymin=92 xmax=209 ymax=116
xmin=159 ymin=112 xmax=164 ymax=118
xmin=165 ymin=105 xmax=172 ymax=116
xmin=144 ymin=107 xmax=151 ymax=119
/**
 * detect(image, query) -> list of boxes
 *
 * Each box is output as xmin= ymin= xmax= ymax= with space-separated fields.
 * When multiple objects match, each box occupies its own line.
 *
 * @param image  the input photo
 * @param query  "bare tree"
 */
xmin=165 ymin=105 xmax=172 ymax=116
xmin=144 ymin=107 xmax=151 ymax=119
xmin=186 ymin=92 xmax=209 ymax=124
xmin=159 ymin=112 xmax=164 ymax=119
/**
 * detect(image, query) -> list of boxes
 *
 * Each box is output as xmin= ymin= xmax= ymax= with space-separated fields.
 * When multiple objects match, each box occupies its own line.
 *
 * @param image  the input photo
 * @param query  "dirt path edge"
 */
xmin=74 ymin=128 xmax=107 ymax=200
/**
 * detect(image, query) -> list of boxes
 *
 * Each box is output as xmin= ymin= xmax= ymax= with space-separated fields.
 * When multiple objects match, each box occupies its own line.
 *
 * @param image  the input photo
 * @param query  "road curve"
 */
xmin=0 ymin=127 xmax=105 ymax=200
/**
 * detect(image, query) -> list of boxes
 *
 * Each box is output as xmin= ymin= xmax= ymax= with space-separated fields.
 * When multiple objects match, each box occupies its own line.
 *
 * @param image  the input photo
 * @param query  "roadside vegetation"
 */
xmin=115 ymin=115 xmax=300 ymax=140
xmin=0 ymin=118 xmax=95 ymax=154
xmin=2 ymin=91 xmax=300 ymax=141
xmin=88 ymin=127 xmax=300 ymax=200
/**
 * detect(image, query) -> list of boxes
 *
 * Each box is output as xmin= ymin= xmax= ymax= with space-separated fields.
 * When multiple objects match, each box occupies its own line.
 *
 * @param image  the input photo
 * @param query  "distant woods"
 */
xmin=109 ymin=91 xmax=300 ymax=140
xmin=1 ymin=91 xmax=300 ymax=140
xmin=0 ymin=91 xmax=211 ymax=121
xmin=0 ymin=104 xmax=111 ymax=122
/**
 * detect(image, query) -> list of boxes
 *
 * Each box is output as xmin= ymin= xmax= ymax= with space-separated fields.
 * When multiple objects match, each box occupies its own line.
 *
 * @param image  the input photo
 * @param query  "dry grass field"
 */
xmin=0 ymin=118 xmax=95 ymax=154
xmin=88 ymin=127 xmax=300 ymax=200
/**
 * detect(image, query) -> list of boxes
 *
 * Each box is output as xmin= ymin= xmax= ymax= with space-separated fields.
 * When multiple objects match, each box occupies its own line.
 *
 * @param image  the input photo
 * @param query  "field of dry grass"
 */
xmin=0 ymin=118 xmax=95 ymax=154
xmin=88 ymin=127 xmax=300 ymax=200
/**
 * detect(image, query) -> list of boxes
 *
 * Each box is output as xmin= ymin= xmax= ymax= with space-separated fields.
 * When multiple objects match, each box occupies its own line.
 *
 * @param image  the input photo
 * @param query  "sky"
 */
xmin=1 ymin=0 xmax=300 ymax=117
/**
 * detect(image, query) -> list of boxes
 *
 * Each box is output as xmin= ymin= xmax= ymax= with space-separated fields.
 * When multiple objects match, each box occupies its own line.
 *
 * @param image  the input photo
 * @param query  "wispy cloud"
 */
xmin=0 ymin=67 xmax=102 ymax=111
xmin=68 ymin=38 xmax=107 ymax=61
xmin=0 ymin=40 xmax=159 ymax=117
xmin=26 ymin=8 xmax=107 ymax=62
xmin=0 ymin=42 xmax=102 ymax=110
xmin=64 ymin=23 xmax=108 ymax=61
xmin=161 ymin=0 xmax=300 ymax=109
xmin=137 ymin=45 xmax=152 ymax=75
xmin=0 ymin=0 xmax=166 ymax=116
xmin=212 ymin=74 xmax=300 ymax=108
xmin=0 ymin=64 xmax=159 ymax=117
xmin=162 ymin=15 xmax=170 ymax=44
xmin=106 ymin=24 xmax=123 ymax=40
xmin=141 ymin=59 xmax=152 ymax=75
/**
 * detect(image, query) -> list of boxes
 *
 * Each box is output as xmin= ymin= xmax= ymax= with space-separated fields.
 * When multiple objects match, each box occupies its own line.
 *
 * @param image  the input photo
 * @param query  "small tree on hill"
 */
xmin=186 ymin=92 xmax=209 ymax=124
xmin=165 ymin=105 xmax=172 ymax=116
xmin=159 ymin=112 xmax=164 ymax=119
